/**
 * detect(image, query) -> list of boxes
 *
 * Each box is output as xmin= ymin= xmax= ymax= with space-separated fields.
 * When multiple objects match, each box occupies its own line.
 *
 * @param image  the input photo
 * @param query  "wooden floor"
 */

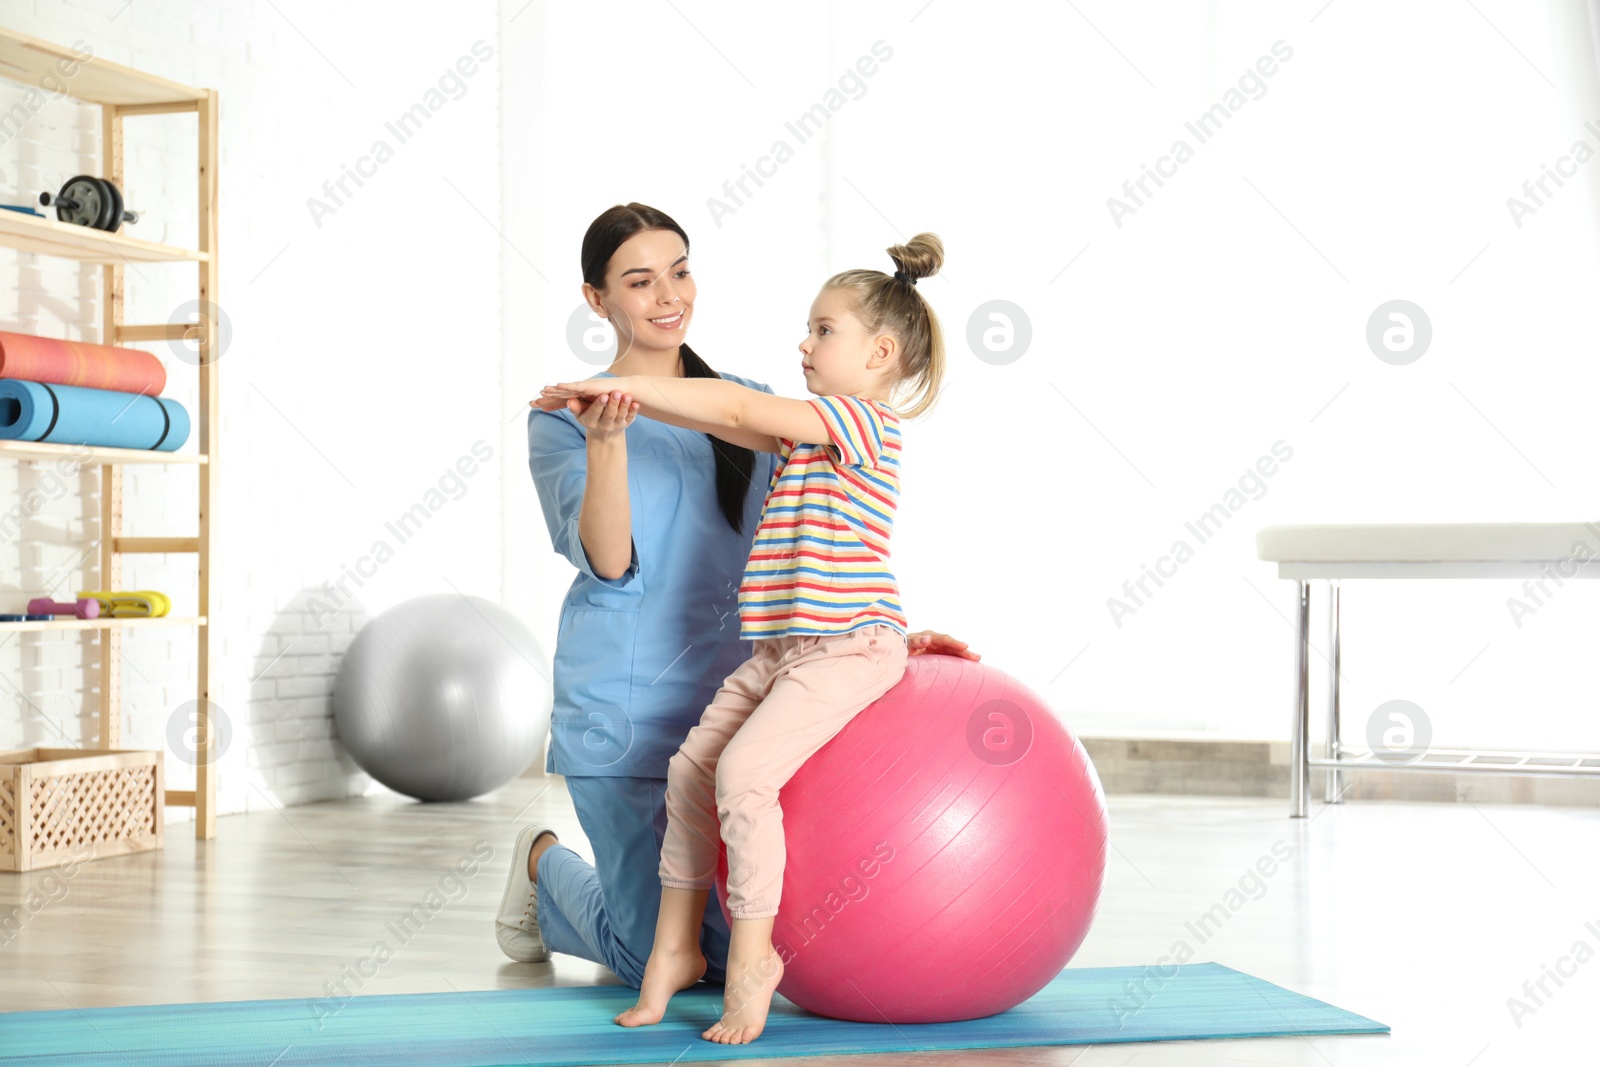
xmin=3 ymin=774 xmax=1598 ymax=1065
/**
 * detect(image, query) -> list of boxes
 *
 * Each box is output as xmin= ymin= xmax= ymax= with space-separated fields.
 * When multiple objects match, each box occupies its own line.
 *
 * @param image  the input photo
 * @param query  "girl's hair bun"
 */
xmin=888 ymin=233 xmax=943 ymax=283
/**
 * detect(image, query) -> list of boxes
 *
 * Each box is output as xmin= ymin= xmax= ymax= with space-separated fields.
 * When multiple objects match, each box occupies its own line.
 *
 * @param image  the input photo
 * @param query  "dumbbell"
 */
xmin=26 ymin=597 xmax=101 ymax=619
xmin=39 ymin=175 xmax=140 ymax=233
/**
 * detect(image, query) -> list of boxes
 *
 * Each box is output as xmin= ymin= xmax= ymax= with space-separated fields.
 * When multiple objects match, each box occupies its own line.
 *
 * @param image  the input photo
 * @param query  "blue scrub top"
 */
xmin=528 ymin=371 xmax=777 ymax=778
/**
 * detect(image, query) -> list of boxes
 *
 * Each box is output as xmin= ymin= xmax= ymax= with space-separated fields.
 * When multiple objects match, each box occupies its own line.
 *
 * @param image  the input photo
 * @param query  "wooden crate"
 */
xmin=0 ymin=749 xmax=163 ymax=872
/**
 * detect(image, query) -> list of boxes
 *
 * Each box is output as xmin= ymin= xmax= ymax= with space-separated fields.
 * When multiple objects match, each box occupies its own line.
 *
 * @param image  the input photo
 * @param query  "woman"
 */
xmin=493 ymin=203 xmax=977 ymax=988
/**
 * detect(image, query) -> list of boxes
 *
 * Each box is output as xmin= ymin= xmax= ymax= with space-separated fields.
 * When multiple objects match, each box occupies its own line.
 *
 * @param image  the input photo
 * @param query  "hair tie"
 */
xmin=893 ymin=269 xmax=917 ymax=287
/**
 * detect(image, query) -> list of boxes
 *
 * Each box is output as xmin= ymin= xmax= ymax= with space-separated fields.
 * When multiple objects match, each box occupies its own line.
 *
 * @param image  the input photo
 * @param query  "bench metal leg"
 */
xmin=1325 ymin=579 xmax=1344 ymax=804
xmin=1290 ymin=579 xmax=1310 ymax=817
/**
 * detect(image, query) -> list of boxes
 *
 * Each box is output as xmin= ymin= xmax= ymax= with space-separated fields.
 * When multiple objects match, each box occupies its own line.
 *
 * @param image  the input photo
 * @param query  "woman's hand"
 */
xmin=906 ymin=630 xmax=980 ymax=661
xmin=532 ymin=390 xmax=639 ymax=442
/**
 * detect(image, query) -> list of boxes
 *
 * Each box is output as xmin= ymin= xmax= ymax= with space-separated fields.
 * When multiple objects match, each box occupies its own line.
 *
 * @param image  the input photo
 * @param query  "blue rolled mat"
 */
xmin=0 ymin=378 xmax=189 ymax=451
xmin=0 ymin=963 xmax=1388 ymax=1065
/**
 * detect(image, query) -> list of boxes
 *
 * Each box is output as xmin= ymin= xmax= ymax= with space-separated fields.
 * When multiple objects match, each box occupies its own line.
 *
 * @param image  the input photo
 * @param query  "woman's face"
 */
xmin=585 ymin=229 xmax=696 ymax=359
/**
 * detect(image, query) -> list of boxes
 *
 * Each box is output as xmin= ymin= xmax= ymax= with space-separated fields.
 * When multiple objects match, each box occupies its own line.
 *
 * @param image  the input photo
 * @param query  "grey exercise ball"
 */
xmin=333 ymin=594 xmax=552 ymax=802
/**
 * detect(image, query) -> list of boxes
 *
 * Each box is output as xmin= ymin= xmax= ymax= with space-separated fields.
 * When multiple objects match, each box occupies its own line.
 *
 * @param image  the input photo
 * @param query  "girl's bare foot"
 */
xmin=614 ymin=947 xmax=707 ymax=1027
xmin=702 ymin=947 xmax=784 ymax=1044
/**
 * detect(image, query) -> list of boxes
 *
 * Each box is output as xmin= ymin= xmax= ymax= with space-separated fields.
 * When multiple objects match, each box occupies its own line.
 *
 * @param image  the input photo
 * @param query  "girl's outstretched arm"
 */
xmin=539 ymin=376 xmax=832 ymax=454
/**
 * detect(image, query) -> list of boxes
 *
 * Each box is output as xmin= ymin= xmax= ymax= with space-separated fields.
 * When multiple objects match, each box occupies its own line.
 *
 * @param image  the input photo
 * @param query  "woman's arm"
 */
xmin=580 ymin=445 xmax=631 ymax=581
xmin=542 ymin=376 xmax=831 ymax=452
xmin=527 ymin=394 xmax=639 ymax=583
xmin=575 ymin=394 xmax=638 ymax=580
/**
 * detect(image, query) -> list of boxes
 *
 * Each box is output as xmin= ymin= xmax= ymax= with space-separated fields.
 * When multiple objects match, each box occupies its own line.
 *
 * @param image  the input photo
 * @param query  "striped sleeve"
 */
xmin=807 ymin=395 xmax=886 ymax=469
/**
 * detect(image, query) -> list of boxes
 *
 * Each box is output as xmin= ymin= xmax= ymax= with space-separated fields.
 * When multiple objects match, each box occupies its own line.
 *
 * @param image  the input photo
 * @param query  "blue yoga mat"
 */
xmin=0 ymin=963 xmax=1385 ymax=1065
xmin=0 ymin=378 xmax=189 ymax=451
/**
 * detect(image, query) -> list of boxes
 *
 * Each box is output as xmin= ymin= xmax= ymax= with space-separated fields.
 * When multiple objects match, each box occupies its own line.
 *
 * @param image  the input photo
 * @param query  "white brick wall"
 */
xmin=1 ymin=0 xmax=506 ymax=820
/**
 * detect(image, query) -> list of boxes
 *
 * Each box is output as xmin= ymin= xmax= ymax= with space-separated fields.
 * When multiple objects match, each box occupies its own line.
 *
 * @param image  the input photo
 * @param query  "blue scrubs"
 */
xmin=527 ymin=370 xmax=775 ymax=986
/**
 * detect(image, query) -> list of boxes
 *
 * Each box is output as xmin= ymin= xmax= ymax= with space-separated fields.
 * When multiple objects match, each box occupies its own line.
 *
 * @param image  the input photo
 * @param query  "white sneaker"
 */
xmin=495 ymin=825 xmax=556 ymax=962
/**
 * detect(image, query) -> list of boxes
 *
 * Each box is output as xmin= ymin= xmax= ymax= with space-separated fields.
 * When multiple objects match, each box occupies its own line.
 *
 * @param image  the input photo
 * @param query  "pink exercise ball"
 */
xmin=715 ymin=653 xmax=1107 ymax=1023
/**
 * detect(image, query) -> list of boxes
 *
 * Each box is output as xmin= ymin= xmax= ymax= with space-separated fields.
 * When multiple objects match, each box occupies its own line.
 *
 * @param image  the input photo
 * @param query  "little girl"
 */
xmin=535 ymin=233 xmax=946 ymax=1045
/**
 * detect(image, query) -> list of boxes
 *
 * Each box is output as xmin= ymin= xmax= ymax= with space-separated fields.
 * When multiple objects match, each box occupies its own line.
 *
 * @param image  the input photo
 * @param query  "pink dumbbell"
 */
xmin=27 ymin=597 xmax=100 ymax=619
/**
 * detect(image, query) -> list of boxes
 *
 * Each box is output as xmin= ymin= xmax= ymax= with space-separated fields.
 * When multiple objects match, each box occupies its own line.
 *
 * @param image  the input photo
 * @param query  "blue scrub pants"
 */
xmin=535 ymin=775 xmax=730 ymax=987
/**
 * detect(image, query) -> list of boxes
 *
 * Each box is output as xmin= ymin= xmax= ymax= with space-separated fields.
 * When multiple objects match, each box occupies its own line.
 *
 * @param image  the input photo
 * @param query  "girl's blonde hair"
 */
xmin=824 ymin=232 xmax=946 ymax=418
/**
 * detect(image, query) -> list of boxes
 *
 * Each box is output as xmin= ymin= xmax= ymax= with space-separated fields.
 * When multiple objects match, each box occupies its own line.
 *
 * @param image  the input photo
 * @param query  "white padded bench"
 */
xmin=1257 ymin=522 xmax=1600 ymax=816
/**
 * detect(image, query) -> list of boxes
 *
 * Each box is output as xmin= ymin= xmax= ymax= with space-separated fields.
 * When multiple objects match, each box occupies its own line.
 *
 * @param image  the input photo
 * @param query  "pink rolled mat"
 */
xmin=0 ymin=330 xmax=167 ymax=396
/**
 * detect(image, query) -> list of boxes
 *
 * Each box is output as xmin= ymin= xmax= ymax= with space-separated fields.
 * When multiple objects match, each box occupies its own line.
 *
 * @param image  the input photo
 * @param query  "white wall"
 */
xmin=503 ymin=0 xmax=1600 ymax=754
xmin=1 ymin=0 xmax=503 ymax=817
xmin=841 ymin=0 xmax=1600 ymax=752
xmin=4 ymin=0 xmax=1597 ymax=828
xmin=499 ymin=1 xmax=838 ymax=659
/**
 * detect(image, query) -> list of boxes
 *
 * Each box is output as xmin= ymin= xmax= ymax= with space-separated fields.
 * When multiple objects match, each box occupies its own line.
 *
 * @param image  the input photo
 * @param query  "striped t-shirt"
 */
xmin=737 ymin=395 xmax=906 ymax=639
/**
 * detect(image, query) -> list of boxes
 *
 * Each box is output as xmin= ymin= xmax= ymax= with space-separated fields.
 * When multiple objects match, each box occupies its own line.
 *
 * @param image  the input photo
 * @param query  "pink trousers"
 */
xmin=657 ymin=624 xmax=908 ymax=919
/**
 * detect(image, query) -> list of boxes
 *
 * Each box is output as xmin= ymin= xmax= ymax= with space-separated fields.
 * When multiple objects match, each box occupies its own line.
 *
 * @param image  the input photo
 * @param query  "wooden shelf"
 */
xmin=0 ymin=26 xmax=221 ymax=840
xmin=0 ymin=27 xmax=206 ymax=107
xmin=0 ymin=440 xmax=205 ymax=465
xmin=0 ymin=616 xmax=206 ymax=633
xmin=0 ymin=208 xmax=207 ymax=264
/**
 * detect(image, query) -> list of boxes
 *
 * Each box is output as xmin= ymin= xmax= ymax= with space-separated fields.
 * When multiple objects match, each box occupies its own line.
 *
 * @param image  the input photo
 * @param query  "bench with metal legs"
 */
xmin=1264 ymin=523 xmax=1600 ymax=818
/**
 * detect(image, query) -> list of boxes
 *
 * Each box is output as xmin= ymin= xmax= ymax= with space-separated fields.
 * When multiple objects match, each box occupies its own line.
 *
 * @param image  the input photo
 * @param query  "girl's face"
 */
xmin=798 ymin=287 xmax=895 ymax=397
xmin=585 ymin=229 xmax=695 ymax=358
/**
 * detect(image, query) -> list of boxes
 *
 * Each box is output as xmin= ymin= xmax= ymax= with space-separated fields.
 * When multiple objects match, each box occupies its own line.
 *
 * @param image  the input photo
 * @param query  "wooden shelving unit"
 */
xmin=0 ymin=27 xmax=220 ymax=839
xmin=0 ymin=617 xmax=207 ymax=634
xmin=0 ymin=440 xmax=208 ymax=465
xmin=0 ymin=207 xmax=209 ymax=264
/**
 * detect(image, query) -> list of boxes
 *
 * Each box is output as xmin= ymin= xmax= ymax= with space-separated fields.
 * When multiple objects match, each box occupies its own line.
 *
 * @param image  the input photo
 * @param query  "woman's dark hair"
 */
xmin=580 ymin=202 xmax=756 ymax=534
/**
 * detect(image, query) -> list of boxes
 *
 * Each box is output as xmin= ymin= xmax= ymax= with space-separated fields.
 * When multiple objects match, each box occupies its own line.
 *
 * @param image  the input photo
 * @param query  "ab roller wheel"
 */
xmin=39 ymin=176 xmax=140 ymax=233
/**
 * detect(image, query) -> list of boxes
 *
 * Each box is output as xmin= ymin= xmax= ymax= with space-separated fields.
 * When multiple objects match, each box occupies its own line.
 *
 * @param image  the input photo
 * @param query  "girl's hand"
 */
xmin=542 ymin=377 xmax=627 ymax=401
xmin=569 ymin=391 xmax=639 ymax=441
xmin=907 ymin=630 xmax=980 ymax=661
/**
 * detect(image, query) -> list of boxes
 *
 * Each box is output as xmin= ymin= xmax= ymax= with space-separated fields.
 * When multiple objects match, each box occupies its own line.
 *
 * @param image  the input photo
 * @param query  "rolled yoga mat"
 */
xmin=75 ymin=591 xmax=170 ymax=618
xmin=0 ymin=330 xmax=167 ymax=395
xmin=0 ymin=379 xmax=189 ymax=451
xmin=0 ymin=963 xmax=1388 ymax=1066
